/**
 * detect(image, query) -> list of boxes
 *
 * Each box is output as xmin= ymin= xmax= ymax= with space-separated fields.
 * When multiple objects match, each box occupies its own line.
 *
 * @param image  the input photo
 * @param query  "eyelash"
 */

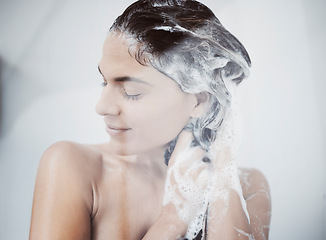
xmin=121 ymin=87 xmax=141 ymax=101
xmin=101 ymin=81 xmax=141 ymax=101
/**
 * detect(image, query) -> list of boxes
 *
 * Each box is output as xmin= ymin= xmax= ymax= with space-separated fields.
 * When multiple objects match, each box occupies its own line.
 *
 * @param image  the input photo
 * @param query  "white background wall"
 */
xmin=0 ymin=0 xmax=325 ymax=239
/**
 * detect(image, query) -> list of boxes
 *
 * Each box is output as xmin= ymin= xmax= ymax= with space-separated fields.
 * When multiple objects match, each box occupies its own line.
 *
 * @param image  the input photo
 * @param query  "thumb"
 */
xmin=168 ymin=130 xmax=205 ymax=166
xmin=168 ymin=130 xmax=193 ymax=166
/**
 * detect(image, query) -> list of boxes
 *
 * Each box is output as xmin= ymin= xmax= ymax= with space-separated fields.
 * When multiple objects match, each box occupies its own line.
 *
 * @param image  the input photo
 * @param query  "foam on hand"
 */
xmin=163 ymin=146 xmax=212 ymax=238
xmin=163 ymin=84 xmax=251 ymax=239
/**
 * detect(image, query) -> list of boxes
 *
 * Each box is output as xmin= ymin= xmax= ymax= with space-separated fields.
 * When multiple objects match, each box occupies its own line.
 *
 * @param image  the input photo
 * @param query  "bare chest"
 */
xmin=91 ymin=168 xmax=164 ymax=240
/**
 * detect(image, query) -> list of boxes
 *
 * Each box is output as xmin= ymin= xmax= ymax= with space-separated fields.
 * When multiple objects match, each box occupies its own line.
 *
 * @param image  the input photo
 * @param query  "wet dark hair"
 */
xmin=110 ymin=0 xmax=251 ymax=163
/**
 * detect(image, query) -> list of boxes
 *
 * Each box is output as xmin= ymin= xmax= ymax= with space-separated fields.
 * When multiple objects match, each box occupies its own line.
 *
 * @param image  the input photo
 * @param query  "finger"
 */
xmin=209 ymin=144 xmax=234 ymax=170
xmin=167 ymin=131 xmax=192 ymax=166
xmin=173 ymin=130 xmax=194 ymax=151
xmin=169 ymin=130 xmax=207 ymax=166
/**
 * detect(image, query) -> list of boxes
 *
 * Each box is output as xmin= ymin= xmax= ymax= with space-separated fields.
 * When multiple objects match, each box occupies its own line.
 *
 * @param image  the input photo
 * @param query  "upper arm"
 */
xmin=30 ymin=141 xmax=95 ymax=240
xmin=240 ymin=168 xmax=271 ymax=240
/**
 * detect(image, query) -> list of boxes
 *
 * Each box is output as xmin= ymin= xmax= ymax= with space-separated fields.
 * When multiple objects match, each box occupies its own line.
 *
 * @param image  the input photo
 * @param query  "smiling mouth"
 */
xmin=105 ymin=125 xmax=131 ymax=136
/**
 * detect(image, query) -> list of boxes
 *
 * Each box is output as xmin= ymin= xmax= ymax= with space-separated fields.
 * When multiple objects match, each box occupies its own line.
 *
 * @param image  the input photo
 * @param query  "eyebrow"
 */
xmin=98 ymin=65 xmax=151 ymax=85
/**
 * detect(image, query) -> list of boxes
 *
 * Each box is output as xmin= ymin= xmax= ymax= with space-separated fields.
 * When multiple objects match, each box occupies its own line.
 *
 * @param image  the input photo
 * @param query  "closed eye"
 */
xmin=121 ymin=86 xmax=141 ymax=101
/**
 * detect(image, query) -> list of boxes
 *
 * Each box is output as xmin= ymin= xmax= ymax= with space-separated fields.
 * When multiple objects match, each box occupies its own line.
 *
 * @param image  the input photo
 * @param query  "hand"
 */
xmin=143 ymin=130 xmax=212 ymax=240
xmin=163 ymin=102 xmax=251 ymax=239
xmin=205 ymin=105 xmax=253 ymax=239
xmin=143 ymin=103 xmax=252 ymax=240
xmin=163 ymin=130 xmax=212 ymax=238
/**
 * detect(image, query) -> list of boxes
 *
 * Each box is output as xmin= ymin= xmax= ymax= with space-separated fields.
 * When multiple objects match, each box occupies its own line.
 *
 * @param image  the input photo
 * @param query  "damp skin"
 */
xmin=238 ymin=168 xmax=272 ymax=240
xmin=136 ymin=24 xmax=252 ymax=238
xmin=29 ymin=1 xmax=272 ymax=239
xmin=123 ymin=20 xmax=251 ymax=154
xmin=118 ymin=26 xmax=253 ymax=238
xmin=111 ymin=7 xmax=255 ymax=239
xmin=163 ymin=91 xmax=253 ymax=239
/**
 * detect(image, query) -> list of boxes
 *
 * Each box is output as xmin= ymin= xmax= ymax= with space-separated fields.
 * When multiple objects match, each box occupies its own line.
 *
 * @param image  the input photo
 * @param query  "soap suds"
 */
xmin=234 ymin=227 xmax=255 ymax=240
xmin=163 ymin=146 xmax=212 ymax=237
xmin=163 ymin=91 xmax=250 ymax=239
xmin=108 ymin=1 xmax=255 ymax=238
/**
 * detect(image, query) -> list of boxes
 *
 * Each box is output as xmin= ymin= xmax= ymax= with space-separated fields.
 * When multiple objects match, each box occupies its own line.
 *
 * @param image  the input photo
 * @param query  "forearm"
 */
xmin=205 ymin=147 xmax=252 ymax=239
xmin=206 ymin=189 xmax=252 ymax=240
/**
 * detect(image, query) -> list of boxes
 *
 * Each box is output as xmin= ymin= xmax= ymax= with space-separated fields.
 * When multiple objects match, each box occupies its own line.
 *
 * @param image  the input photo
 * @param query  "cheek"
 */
xmin=133 ymin=96 xmax=193 ymax=144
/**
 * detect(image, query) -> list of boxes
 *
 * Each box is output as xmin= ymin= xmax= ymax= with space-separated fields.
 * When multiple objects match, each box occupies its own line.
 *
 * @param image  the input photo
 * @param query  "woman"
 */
xmin=29 ymin=0 xmax=271 ymax=239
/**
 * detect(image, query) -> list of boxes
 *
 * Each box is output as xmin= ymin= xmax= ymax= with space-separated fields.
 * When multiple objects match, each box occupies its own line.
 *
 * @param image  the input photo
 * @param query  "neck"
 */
xmin=135 ymin=145 xmax=168 ymax=177
xmin=108 ymin=144 xmax=168 ymax=178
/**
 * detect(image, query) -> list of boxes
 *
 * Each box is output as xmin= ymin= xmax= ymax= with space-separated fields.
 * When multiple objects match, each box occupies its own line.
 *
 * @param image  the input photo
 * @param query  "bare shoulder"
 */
xmin=42 ymin=140 xmax=103 ymax=163
xmin=238 ymin=167 xmax=270 ymax=200
xmin=30 ymin=141 xmax=110 ymax=239
xmin=37 ymin=141 xmax=105 ymax=187
xmin=238 ymin=168 xmax=271 ymax=240
xmin=40 ymin=141 xmax=104 ymax=173
xmin=36 ymin=141 xmax=106 ymax=207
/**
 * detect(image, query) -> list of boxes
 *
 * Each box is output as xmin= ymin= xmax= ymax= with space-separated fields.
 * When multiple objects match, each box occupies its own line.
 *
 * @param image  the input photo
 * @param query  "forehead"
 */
xmin=99 ymin=33 xmax=146 ymax=77
xmin=99 ymin=33 xmax=180 ymax=89
xmin=101 ymin=33 xmax=137 ymax=67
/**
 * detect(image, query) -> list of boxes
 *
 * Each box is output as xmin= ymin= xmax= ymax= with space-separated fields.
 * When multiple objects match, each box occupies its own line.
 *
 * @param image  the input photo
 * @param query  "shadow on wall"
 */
xmin=0 ymin=58 xmax=37 ymax=138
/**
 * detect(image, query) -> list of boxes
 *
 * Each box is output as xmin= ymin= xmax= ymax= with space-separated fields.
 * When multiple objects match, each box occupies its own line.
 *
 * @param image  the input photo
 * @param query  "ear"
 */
xmin=190 ymin=91 xmax=210 ymax=118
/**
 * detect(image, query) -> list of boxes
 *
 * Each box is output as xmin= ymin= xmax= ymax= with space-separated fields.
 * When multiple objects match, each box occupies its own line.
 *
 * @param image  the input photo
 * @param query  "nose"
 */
xmin=95 ymin=86 xmax=121 ymax=116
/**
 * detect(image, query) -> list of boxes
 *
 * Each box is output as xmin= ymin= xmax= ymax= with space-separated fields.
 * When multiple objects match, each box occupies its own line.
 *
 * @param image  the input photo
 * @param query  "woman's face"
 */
xmin=96 ymin=33 xmax=197 ymax=157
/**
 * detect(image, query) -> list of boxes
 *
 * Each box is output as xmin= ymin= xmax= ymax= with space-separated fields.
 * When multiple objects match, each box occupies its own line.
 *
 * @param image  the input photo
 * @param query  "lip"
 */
xmin=105 ymin=124 xmax=131 ymax=136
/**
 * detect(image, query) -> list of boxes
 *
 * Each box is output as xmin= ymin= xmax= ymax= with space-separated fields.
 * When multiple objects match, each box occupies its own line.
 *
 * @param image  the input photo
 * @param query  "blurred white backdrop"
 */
xmin=0 ymin=0 xmax=325 ymax=239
